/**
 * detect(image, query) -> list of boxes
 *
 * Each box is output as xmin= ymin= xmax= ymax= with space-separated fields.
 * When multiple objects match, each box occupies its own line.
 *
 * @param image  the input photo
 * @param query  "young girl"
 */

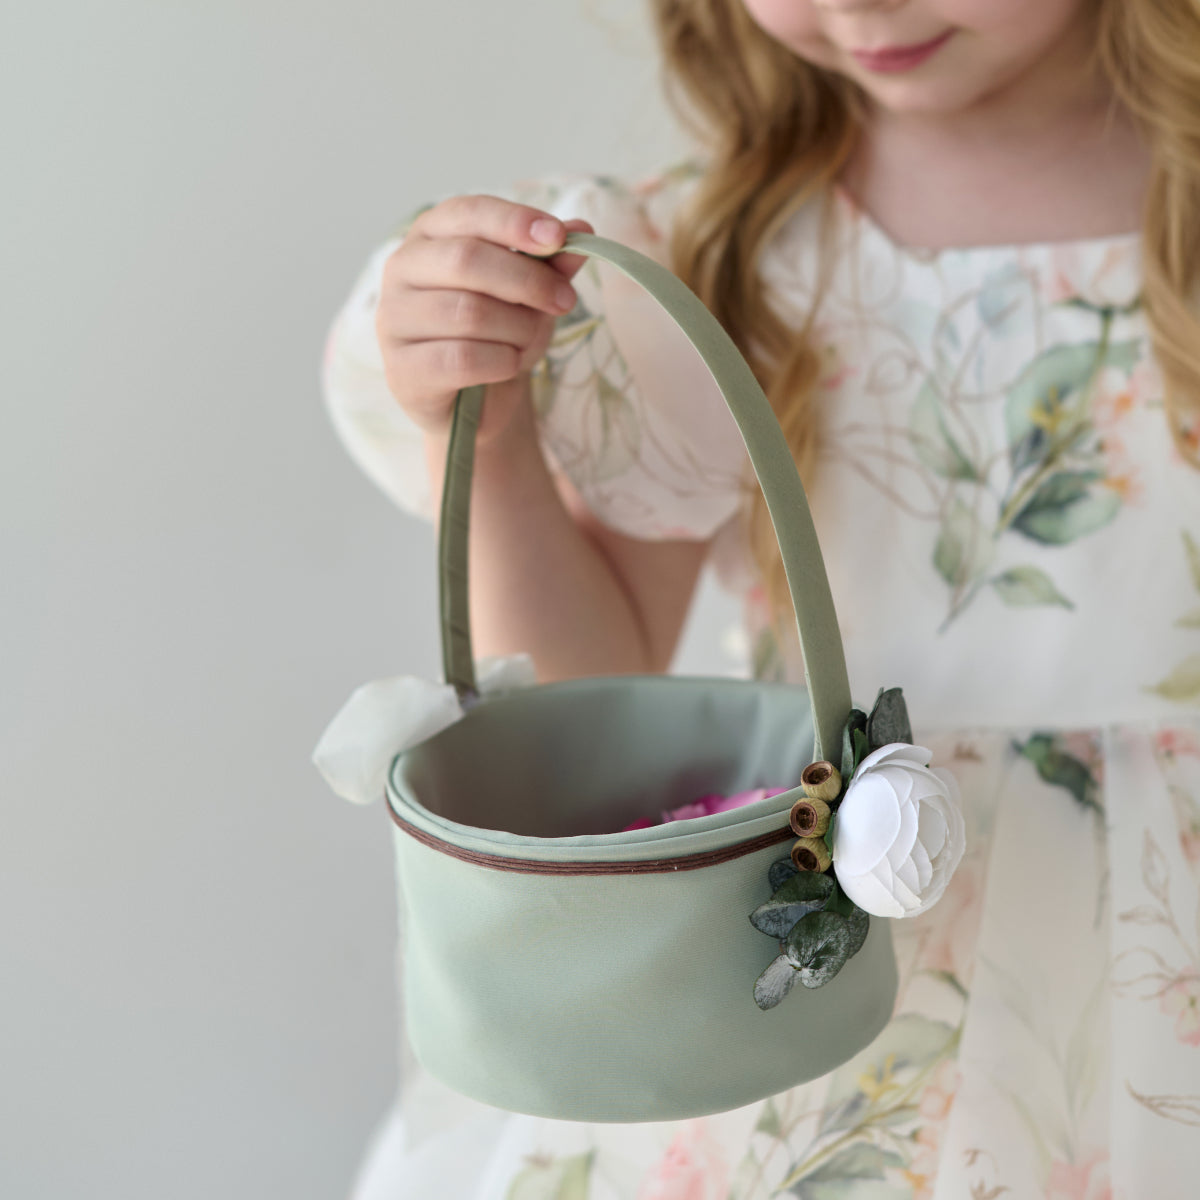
xmin=323 ymin=1 xmax=1200 ymax=1195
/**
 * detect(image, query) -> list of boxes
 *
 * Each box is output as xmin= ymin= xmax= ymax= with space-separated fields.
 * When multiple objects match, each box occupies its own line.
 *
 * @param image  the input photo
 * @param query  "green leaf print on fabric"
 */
xmin=506 ymin=1152 xmax=593 ymax=1200
xmin=1003 ymin=339 xmax=1140 ymax=473
xmin=933 ymin=500 xmax=994 ymax=589
xmin=786 ymin=1144 xmax=907 ymax=1200
xmin=817 ymin=1014 xmax=960 ymax=1138
xmin=584 ymin=373 xmax=642 ymax=482
xmin=1008 ymin=470 xmax=1121 ymax=545
xmin=1148 ymin=532 xmax=1200 ymax=705
xmin=990 ymin=565 xmax=1075 ymax=610
xmin=1014 ymin=733 xmax=1103 ymax=814
xmin=1148 ymin=656 xmax=1200 ymax=706
xmin=909 ymin=384 xmax=981 ymax=481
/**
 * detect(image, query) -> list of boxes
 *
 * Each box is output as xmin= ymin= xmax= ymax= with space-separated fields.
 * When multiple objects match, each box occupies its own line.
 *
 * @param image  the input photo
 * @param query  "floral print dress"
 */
xmin=322 ymin=168 xmax=1200 ymax=1199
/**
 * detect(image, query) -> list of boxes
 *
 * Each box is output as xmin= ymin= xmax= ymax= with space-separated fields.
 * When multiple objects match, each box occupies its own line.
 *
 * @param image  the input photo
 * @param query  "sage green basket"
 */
xmin=385 ymin=233 xmax=897 ymax=1123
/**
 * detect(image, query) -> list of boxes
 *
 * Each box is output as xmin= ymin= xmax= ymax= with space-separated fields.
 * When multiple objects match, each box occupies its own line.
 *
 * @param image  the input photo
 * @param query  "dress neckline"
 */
xmin=832 ymin=185 xmax=1142 ymax=264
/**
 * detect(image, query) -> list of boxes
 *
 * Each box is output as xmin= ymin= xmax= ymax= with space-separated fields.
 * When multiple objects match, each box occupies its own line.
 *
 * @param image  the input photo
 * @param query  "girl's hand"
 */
xmin=375 ymin=195 xmax=594 ymax=443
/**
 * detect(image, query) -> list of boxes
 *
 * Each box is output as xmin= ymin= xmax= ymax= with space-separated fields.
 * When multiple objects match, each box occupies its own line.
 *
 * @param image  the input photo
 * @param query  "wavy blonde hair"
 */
xmin=648 ymin=0 xmax=1200 ymax=622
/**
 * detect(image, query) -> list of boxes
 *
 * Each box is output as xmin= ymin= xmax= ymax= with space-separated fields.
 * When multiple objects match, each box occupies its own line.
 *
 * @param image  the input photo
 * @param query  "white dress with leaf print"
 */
xmin=323 ymin=167 xmax=1200 ymax=1200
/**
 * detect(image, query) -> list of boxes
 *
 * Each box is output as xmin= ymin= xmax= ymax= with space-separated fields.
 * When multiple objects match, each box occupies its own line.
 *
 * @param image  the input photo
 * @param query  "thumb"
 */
xmin=546 ymin=219 xmax=595 ymax=280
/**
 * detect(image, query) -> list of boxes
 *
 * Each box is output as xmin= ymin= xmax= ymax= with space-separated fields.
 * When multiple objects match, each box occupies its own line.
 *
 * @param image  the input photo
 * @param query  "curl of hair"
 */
xmin=649 ymin=0 xmax=1200 ymax=628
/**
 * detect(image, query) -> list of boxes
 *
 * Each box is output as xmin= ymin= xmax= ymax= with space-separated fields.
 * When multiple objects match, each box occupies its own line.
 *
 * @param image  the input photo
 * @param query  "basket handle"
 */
xmin=437 ymin=233 xmax=850 ymax=763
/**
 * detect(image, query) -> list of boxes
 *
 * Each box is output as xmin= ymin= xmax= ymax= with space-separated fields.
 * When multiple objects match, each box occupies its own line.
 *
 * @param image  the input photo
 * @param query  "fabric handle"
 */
xmin=437 ymin=233 xmax=850 ymax=762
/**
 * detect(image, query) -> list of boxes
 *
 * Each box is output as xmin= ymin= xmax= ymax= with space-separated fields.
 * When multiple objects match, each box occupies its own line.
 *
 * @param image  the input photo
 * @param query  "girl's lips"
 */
xmin=850 ymin=30 xmax=955 ymax=74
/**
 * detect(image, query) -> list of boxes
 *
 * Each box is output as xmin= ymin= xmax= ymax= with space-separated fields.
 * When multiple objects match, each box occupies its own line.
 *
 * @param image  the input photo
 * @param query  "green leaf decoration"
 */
xmin=1016 ymin=733 xmax=1102 ymax=812
xmin=1010 ymin=470 xmax=1121 ymax=545
xmin=768 ymin=857 xmax=800 ymax=892
xmin=1177 ymin=609 xmax=1200 ymax=630
xmin=991 ymin=565 xmax=1075 ymax=609
xmin=841 ymin=709 xmax=868 ymax=780
xmin=827 ymin=884 xmax=871 ymax=958
xmin=908 ymin=383 xmax=980 ymax=480
xmin=1004 ymin=339 xmax=1141 ymax=471
xmin=506 ymin=1152 xmax=594 ymax=1200
xmin=787 ymin=1143 xmax=907 ymax=1199
xmin=785 ymin=910 xmax=856 ymax=988
xmin=754 ymin=954 xmax=799 ymax=1010
xmin=853 ymin=728 xmax=871 ymax=772
xmin=770 ymin=870 xmax=835 ymax=906
xmin=866 ymin=687 xmax=912 ymax=749
xmin=1146 ymin=653 xmax=1200 ymax=706
xmin=750 ymin=900 xmax=824 ymax=940
xmin=933 ymin=498 xmax=995 ymax=587
xmin=1183 ymin=530 xmax=1200 ymax=593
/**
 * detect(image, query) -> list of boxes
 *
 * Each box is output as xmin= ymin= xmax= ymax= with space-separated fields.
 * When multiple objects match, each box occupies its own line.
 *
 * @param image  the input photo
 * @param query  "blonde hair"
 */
xmin=648 ymin=0 xmax=1200 ymax=621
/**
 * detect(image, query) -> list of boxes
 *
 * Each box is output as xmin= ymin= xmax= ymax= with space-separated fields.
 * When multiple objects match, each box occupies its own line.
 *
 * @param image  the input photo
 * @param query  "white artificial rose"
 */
xmin=832 ymin=743 xmax=965 ymax=919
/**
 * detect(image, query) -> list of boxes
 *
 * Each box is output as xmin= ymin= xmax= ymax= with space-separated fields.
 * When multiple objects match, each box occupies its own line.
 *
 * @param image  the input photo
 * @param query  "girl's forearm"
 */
xmin=421 ymin=383 xmax=653 ymax=681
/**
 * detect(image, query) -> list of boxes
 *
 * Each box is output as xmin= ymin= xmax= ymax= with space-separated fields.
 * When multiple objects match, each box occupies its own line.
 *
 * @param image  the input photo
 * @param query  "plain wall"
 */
xmin=0 ymin=3 xmax=740 ymax=1197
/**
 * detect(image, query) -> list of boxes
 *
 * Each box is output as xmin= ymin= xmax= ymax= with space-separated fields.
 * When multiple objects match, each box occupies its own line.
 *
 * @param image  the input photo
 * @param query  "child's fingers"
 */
xmin=382 ymin=288 xmax=548 ymax=348
xmin=397 ymin=236 xmax=577 ymax=315
xmin=545 ymin=218 xmax=596 ymax=281
xmin=391 ymin=339 xmax=522 ymax=406
xmin=410 ymin=194 xmax=569 ymax=256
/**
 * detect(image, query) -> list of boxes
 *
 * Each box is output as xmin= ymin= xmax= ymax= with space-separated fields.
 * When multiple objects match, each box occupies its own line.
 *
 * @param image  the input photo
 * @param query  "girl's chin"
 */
xmin=847 ymin=70 xmax=1000 ymax=119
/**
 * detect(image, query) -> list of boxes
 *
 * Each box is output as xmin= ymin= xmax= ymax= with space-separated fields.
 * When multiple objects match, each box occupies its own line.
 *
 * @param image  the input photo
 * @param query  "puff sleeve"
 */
xmin=320 ymin=170 xmax=749 ymax=540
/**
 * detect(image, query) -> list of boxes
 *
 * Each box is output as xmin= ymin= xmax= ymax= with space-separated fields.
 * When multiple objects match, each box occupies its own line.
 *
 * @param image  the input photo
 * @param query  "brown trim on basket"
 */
xmin=388 ymin=807 xmax=795 ymax=875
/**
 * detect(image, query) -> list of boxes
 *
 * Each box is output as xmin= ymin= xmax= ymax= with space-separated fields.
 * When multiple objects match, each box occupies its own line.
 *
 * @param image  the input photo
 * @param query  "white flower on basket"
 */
xmin=832 ymin=743 xmax=965 ymax=919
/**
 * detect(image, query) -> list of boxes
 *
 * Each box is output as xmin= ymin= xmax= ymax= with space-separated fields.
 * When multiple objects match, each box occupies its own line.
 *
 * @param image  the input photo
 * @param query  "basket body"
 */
xmin=387 ymin=675 xmax=898 ymax=1122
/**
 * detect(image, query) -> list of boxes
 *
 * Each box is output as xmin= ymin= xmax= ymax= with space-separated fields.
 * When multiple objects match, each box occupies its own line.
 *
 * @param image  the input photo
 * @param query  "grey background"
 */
xmin=1 ymin=3 xmax=739 ymax=1197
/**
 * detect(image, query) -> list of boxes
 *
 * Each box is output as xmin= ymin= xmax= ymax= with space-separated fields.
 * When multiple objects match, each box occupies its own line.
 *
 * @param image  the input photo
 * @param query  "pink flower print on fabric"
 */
xmin=1159 ymin=970 xmax=1200 ymax=1047
xmin=1037 ymin=241 xmax=1140 ymax=310
xmin=1045 ymin=1151 xmax=1114 ymax=1200
xmin=637 ymin=1120 xmax=728 ymax=1200
xmin=896 ymin=1060 xmax=960 ymax=1200
xmin=1156 ymin=727 xmax=1200 ymax=760
xmin=1091 ymin=365 xmax=1152 ymax=505
xmin=918 ymin=854 xmax=982 ymax=985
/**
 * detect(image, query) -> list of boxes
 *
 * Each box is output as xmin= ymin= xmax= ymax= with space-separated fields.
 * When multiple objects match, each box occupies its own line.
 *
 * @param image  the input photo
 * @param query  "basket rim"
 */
xmin=384 ymin=674 xmax=815 ymax=866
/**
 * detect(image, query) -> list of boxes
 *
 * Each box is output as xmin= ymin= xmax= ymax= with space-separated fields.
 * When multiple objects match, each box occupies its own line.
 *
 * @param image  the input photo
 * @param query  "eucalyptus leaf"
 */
xmin=1176 ymin=609 xmax=1200 ymax=630
xmin=768 ymin=857 xmax=800 ymax=892
xmin=841 ymin=709 xmax=867 ymax=780
xmin=752 ymin=873 xmax=836 ymax=938
xmin=770 ymin=870 xmax=835 ymax=906
xmin=866 ymin=688 xmax=912 ymax=748
xmin=852 ymin=728 xmax=871 ymax=773
xmin=827 ymin=884 xmax=871 ymax=958
xmin=785 ymin=910 xmax=855 ymax=988
xmin=754 ymin=954 xmax=800 ymax=1010
xmin=991 ymin=565 xmax=1075 ymax=609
